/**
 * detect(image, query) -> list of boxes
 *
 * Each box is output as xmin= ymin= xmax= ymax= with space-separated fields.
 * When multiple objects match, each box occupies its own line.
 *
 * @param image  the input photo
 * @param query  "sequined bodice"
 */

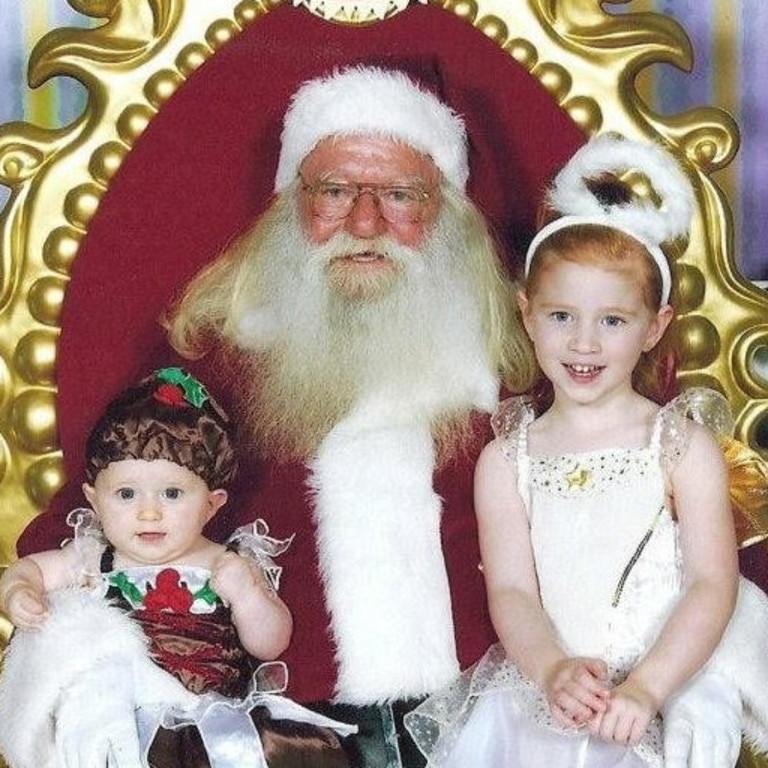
xmin=518 ymin=422 xmax=683 ymax=674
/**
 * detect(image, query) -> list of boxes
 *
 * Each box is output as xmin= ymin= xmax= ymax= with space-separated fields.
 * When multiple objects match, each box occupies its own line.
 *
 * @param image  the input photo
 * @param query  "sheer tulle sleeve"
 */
xmin=660 ymin=387 xmax=768 ymax=547
xmin=67 ymin=507 xmax=108 ymax=588
xmin=658 ymin=387 xmax=734 ymax=474
xmin=490 ymin=396 xmax=534 ymax=460
xmin=490 ymin=396 xmax=535 ymax=510
xmin=226 ymin=519 xmax=294 ymax=591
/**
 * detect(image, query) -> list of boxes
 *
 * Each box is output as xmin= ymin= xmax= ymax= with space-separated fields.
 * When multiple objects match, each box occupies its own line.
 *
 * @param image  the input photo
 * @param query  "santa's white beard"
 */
xmin=232 ymin=201 xmax=500 ymax=702
xmin=234 ymin=204 xmax=499 ymax=458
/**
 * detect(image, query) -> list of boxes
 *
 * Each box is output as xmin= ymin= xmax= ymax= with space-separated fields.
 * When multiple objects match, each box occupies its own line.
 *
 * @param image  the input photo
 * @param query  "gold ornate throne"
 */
xmin=0 ymin=0 xmax=767 ymax=764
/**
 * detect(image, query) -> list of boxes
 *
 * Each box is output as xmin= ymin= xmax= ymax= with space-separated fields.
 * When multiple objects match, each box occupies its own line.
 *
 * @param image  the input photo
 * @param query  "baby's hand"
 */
xmin=588 ymin=677 xmax=657 ymax=746
xmin=209 ymin=550 xmax=256 ymax=606
xmin=544 ymin=656 xmax=612 ymax=729
xmin=4 ymin=585 xmax=49 ymax=630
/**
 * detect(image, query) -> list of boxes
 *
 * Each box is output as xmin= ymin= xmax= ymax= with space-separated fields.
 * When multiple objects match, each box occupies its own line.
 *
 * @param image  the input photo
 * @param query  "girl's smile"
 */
xmin=563 ymin=363 xmax=605 ymax=384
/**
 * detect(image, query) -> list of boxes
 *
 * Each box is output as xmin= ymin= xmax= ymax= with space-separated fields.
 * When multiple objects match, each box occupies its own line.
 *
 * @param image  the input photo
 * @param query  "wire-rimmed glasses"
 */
xmin=299 ymin=175 xmax=435 ymax=223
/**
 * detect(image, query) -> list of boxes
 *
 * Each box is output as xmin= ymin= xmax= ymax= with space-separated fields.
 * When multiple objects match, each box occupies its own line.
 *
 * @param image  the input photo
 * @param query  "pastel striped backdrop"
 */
xmin=0 ymin=1 xmax=765 ymax=279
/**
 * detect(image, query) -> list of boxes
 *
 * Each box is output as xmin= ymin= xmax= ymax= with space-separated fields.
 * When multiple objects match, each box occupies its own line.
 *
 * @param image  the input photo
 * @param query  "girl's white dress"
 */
xmin=405 ymin=391 xmax=725 ymax=768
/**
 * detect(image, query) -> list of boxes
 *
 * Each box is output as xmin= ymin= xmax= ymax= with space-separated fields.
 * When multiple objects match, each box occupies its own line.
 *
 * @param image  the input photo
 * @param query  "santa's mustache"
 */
xmin=304 ymin=232 xmax=421 ymax=273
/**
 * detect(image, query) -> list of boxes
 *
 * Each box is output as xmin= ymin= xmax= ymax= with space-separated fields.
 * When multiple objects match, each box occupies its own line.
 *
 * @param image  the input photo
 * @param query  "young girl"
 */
xmin=405 ymin=135 xmax=768 ymax=767
xmin=0 ymin=366 xmax=354 ymax=768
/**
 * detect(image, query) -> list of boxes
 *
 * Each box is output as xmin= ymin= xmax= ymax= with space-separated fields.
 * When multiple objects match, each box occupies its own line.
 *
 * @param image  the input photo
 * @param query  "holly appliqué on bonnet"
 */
xmin=108 ymin=567 xmax=219 ymax=613
xmin=153 ymin=366 xmax=210 ymax=408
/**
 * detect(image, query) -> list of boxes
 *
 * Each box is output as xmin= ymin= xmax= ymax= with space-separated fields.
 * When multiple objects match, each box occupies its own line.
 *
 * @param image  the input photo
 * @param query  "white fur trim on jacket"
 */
xmin=310 ymin=405 xmax=460 ymax=704
xmin=0 ymin=589 xmax=195 ymax=768
xmin=274 ymin=66 xmax=469 ymax=192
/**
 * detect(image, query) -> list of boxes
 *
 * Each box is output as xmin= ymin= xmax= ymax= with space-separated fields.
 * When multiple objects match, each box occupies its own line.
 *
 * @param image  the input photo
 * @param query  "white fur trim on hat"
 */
xmin=274 ymin=66 xmax=469 ymax=192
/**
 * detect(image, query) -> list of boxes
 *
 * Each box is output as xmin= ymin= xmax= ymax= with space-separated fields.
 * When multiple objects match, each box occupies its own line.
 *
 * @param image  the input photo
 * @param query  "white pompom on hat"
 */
xmin=274 ymin=65 xmax=469 ymax=192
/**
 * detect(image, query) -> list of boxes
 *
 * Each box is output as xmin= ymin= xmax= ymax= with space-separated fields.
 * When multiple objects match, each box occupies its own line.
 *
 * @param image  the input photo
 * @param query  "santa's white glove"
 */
xmin=55 ymin=663 xmax=143 ymax=768
xmin=663 ymin=670 xmax=742 ymax=768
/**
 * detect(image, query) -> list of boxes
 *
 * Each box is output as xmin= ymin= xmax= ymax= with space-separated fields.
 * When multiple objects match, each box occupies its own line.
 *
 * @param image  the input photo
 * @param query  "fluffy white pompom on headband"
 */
xmin=525 ymin=134 xmax=695 ymax=304
xmin=274 ymin=65 xmax=469 ymax=192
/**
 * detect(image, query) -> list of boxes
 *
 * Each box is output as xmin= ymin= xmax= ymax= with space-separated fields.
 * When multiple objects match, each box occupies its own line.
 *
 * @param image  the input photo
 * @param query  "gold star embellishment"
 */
xmin=565 ymin=465 xmax=591 ymax=489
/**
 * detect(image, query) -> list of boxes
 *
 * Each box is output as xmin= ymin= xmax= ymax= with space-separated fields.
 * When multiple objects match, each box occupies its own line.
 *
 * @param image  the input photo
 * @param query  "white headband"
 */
xmin=525 ymin=214 xmax=673 ymax=303
xmin=274 ymin=65 xmax=469 ymax=192
xmin=525 ymin=134 xmax=695 ymax=304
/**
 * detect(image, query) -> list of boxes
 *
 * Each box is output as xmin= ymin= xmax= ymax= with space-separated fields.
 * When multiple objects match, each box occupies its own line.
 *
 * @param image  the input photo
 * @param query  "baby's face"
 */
xmin=82 ymin=458 xmax=226 ymax=566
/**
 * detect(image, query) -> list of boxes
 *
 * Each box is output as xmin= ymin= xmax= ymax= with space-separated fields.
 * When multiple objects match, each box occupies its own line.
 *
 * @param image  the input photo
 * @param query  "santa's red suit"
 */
xmin=215 ymin=423 xmax=496 ymax=705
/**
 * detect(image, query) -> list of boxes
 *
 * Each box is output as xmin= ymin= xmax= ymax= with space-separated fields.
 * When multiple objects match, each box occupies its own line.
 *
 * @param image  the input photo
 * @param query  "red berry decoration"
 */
xmin=154 ymin=383 xmax=186 ymax=407
xmin=144 ymin=568 xmax=194 ymax=612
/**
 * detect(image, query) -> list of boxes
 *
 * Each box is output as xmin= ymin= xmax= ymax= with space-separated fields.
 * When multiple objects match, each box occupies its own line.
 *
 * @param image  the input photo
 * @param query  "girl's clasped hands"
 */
xmin=546 ymin=656 xmax=657 ymax=746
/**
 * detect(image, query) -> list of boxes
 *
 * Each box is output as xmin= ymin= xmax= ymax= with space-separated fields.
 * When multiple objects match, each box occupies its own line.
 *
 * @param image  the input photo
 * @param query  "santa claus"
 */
xmin=161 ymin=64 xmax=533 ymax=765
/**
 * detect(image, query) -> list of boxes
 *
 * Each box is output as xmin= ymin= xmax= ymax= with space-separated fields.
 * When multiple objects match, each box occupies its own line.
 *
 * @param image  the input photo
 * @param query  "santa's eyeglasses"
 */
xmin=299 ymin=175 xmax=435 ymax=223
